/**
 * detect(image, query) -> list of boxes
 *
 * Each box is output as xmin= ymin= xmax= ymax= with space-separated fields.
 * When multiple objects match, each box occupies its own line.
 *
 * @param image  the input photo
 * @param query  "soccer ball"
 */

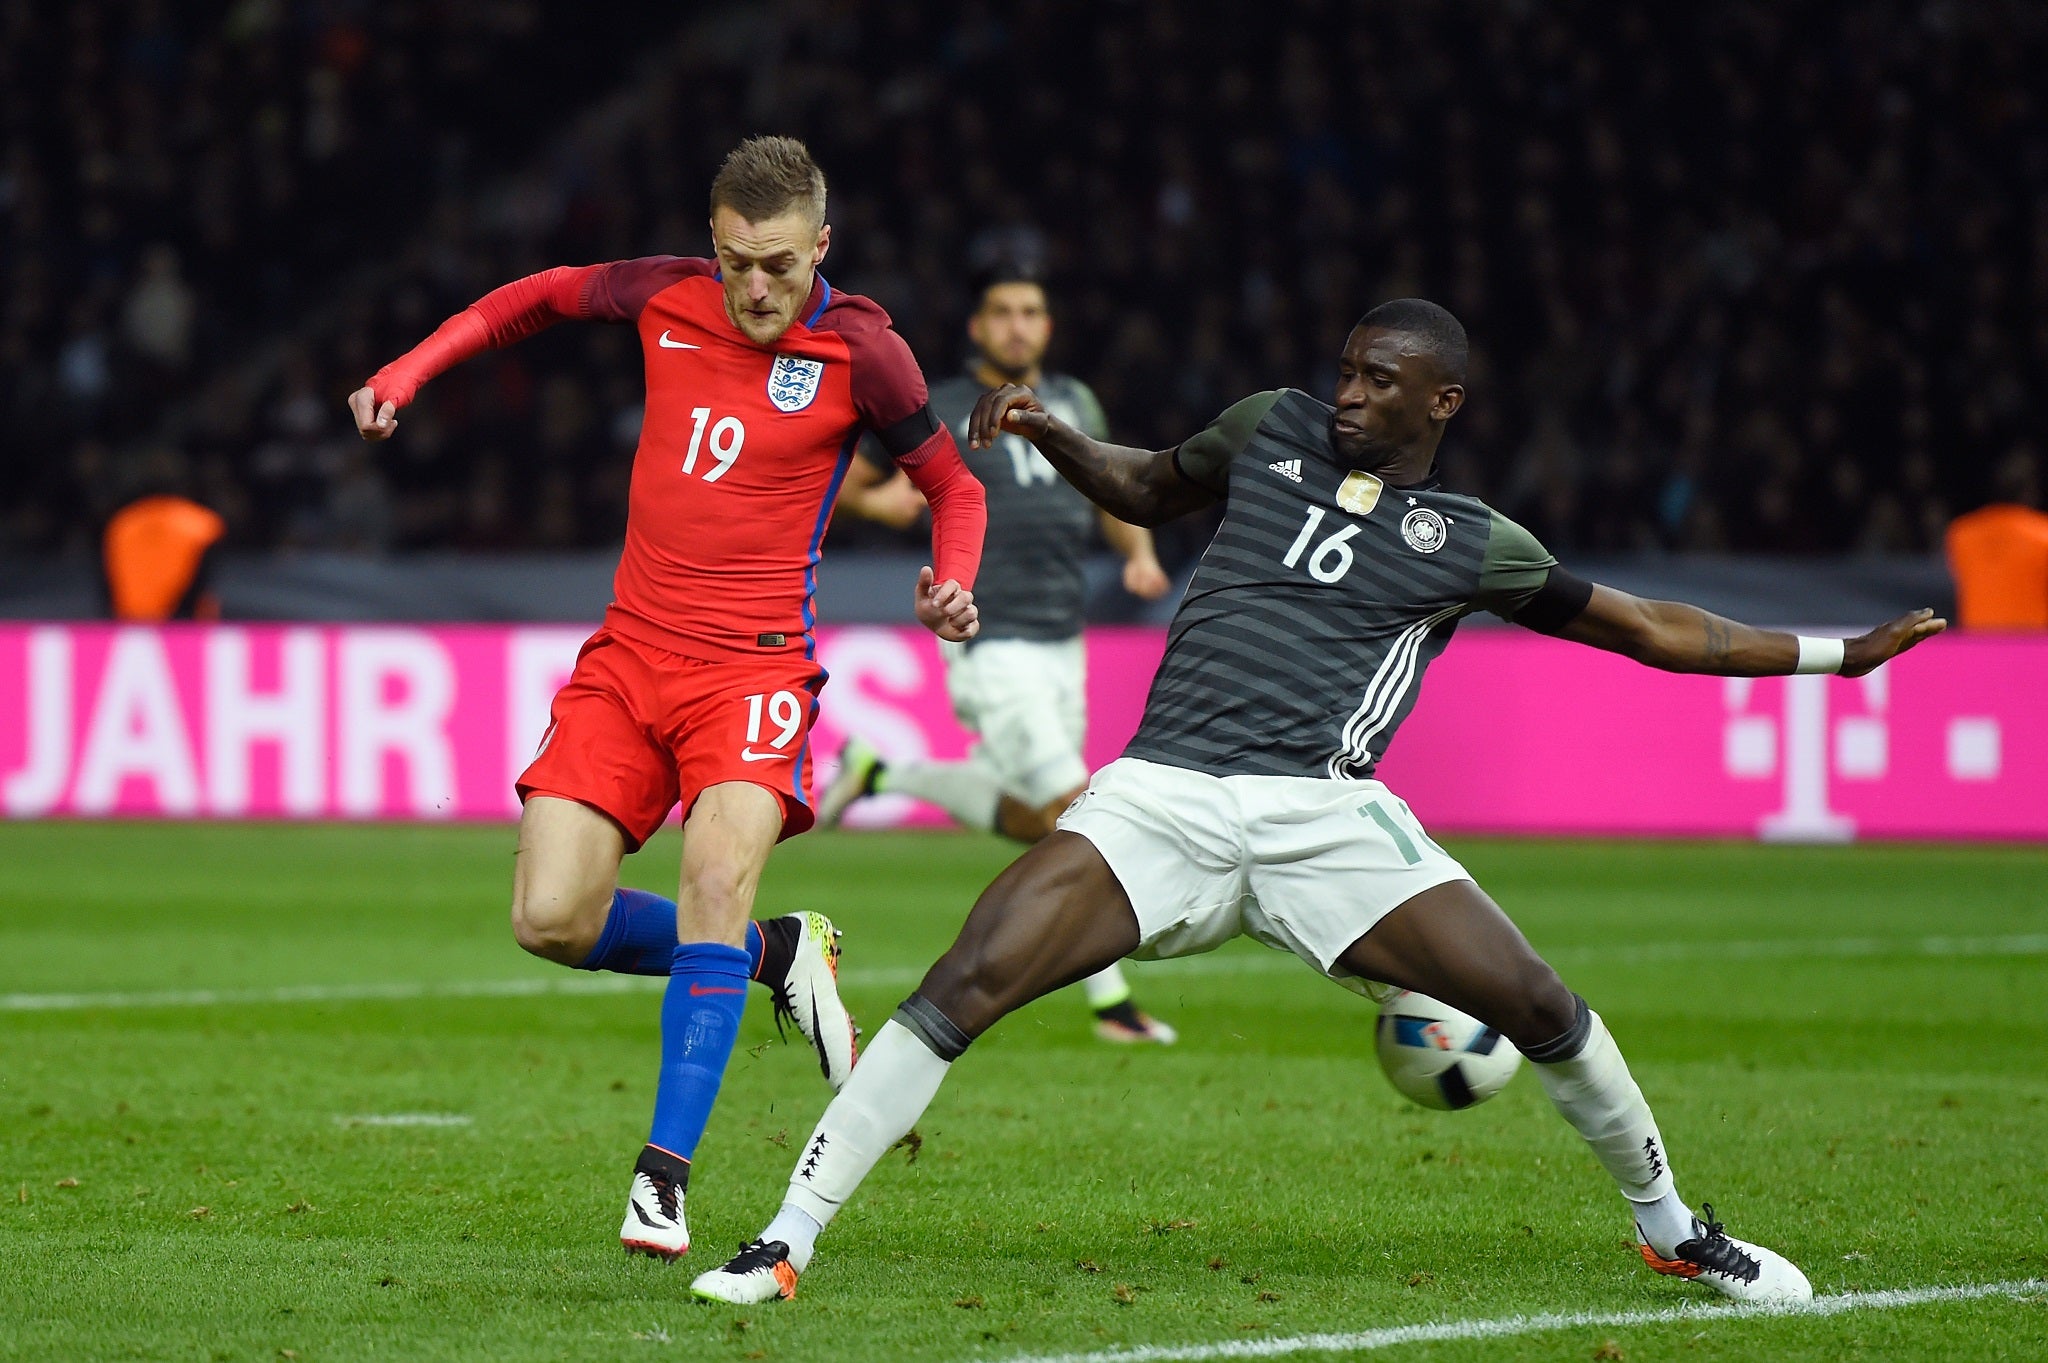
xmin=1374 ymin=990 xmax=1523 ymax=1110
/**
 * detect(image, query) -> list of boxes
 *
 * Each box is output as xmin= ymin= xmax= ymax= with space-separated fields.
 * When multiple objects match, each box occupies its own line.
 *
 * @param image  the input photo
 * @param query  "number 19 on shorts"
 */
xmin=742 ymin=690 xmax=804 ymax=762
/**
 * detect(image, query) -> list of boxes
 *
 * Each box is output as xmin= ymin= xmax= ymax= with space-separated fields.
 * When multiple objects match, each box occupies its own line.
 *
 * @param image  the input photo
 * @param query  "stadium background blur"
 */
xmin=5 ymin=0 xmax=2045 ymax=581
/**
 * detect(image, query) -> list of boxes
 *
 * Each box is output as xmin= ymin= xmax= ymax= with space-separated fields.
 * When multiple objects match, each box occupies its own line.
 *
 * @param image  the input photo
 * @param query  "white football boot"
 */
xmin=692 ymin=1239 xmax=800 ymax=1303
xmin=619 ymin=1163 xmax=689 ymax=1261
xmin=1637 ymin=1203 xmax=1812 ymax=1305
xmin=764 ymin=911 xmax=859 ymax=1091
xmin=814 ymin=738 xmax=881 ymax=830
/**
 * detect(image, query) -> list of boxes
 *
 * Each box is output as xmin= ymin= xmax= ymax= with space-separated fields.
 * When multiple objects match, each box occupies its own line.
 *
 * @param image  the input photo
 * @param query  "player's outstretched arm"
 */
xmin=969 ymin=385 xmax=1217 ymax=527
xmin=1555 ymin=583 xmax=1945 ymax=678
xmin=347 ymin=265 xmax=602 ymax=441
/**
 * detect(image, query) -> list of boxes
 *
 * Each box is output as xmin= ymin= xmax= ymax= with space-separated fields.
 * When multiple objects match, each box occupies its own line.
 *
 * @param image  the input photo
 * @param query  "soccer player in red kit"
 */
xmin=346 ymin=137 xmax=986 ymax=1261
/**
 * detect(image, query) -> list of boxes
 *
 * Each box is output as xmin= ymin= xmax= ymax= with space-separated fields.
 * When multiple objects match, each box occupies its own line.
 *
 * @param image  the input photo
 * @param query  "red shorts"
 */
xmin=516 ymin=628 xmax=827 ymax=850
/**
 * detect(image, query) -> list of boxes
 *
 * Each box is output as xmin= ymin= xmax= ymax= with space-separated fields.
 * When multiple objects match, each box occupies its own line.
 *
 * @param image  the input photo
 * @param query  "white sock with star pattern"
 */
xmin=772 ymin=1017 xmax=957 ymax=1268
xmin=1529 ymin=1004 xmax=1693 ymax=1257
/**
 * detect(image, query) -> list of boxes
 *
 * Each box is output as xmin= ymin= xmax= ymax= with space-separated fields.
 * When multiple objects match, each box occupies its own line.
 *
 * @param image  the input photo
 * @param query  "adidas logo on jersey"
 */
xmin=1269 ymin=459 xmax=1303 ymax=483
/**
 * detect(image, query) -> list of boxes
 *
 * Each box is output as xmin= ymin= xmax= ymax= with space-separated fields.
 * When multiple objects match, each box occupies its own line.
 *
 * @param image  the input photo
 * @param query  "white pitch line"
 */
xmin=0 ymin=973 xmax=666 ymax=1013
xmin=1553 ymin=932 xmax=2048 ymax=966
xmin=335 ymin=1113 xmax=473 ymax=1128
xmin=996 ymin=1278 xmax=2048 ymax=1363
xmin=5 ymin=934 xmax=2045 ymax=1014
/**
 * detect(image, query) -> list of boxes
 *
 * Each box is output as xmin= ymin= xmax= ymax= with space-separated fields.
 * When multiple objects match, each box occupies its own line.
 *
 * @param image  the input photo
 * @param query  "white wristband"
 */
xmin=1794 ymin=636 xmax=1846 ymax=675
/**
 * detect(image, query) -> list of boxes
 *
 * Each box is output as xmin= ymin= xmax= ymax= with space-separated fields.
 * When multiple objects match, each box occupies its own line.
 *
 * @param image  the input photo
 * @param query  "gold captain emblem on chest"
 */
xmin=1336 ymin=470 xmax=1384 ymax=516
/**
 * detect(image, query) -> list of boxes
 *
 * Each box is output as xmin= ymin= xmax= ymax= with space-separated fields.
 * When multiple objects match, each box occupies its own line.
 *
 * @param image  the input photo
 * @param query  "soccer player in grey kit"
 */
xmin=830 ymin=264 xmax=1176 ymax=1044
xmin=695 ymin=298 xmax=1945 ymax=1306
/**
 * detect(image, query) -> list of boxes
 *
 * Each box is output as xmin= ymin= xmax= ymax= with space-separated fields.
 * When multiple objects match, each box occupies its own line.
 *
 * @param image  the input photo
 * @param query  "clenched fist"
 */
xmin=914 ymin=566 xmax=979 ymax=642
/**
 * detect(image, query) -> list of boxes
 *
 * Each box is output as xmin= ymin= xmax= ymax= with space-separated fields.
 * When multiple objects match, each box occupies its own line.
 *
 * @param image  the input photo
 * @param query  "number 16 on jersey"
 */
xmin=1281 ymin=505 xmax=1361 ymax=583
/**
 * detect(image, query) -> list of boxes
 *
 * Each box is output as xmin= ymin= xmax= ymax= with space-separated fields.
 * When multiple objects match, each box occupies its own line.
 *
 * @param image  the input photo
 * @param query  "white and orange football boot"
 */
xmin=691 ymin=1239 xmax=800 ymax=1304
xmin=1637 ymin=1203 xmax=1812 ymax=1305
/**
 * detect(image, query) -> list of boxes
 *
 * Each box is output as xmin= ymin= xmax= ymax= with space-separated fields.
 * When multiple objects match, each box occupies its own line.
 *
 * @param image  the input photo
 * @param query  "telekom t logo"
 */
xmin=1721 ymin=668 xmax=2002 ymax=841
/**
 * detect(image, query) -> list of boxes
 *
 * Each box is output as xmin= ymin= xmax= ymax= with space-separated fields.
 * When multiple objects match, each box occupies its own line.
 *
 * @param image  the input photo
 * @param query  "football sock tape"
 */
xmin=1520 ymin=993 xmax=1592 ymax=1064
xmin=634 ymin=1141 xmax=691 ymax=1190
xmin=895 ymin=992 xmax=974 ymax=1061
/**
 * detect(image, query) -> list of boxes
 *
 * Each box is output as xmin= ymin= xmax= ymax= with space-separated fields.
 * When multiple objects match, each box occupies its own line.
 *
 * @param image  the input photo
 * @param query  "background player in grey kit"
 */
xmin=831 ymin=264 xmax=1176 ymax=1044
xmin=693 ymin=297 xmax=1946 ymax=1306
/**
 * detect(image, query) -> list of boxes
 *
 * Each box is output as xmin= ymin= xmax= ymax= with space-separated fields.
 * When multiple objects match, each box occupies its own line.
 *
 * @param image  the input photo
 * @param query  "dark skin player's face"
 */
xmin=1330 ymin=326 xmax=1464 ymax=477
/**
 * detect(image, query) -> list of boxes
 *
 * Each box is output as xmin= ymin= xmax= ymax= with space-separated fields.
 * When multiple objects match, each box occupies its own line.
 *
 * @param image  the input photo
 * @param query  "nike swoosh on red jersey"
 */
xmin=657 ymin=331 xmax=700 ymax=349
xmin=740 ymin=749 xmax=790 ymax=762
xmin=689 ymin=983 xmax=745 ymax=996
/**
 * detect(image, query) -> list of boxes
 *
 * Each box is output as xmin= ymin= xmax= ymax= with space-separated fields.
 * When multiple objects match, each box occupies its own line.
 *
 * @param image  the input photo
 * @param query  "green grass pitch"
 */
xmin=3 ymin=822 xmax=2045 ymax=1361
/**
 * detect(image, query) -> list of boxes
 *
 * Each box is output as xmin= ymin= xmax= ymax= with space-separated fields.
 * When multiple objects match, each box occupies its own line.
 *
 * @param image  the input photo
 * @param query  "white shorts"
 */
xmin=1057 ymin=757 xmax=1472 ymax=998
xmin=940 ymin=636 xmax=1090 ymax=807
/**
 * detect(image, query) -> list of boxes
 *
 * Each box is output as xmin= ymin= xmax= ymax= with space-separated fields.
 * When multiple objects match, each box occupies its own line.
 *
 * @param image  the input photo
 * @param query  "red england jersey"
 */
xmin=369 ymin=258 xmax=985 ymax=661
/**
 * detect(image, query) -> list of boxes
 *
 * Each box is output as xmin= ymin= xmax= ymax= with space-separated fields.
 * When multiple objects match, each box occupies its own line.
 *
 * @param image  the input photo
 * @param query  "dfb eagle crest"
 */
xmin=767 ymin=355 xmax=824 ymax=413
xmin=1400 ymin=506 xmax=1448 ymax=553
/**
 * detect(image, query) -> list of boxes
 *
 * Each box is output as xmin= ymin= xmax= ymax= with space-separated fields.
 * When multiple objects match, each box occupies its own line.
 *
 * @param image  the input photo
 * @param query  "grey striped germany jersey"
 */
xmin=1124 ymin=389 xmax=1557 ymax=780
xmin=863 ymin=369 xmax=1108 ymax=643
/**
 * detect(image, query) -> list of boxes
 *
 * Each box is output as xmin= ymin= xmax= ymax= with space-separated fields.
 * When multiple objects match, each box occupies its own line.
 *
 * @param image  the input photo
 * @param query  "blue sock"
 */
xmin=647 ymin=941 xmax=752 ymax=1160
xmin=579 ymin=890 xmax=764 ymax=979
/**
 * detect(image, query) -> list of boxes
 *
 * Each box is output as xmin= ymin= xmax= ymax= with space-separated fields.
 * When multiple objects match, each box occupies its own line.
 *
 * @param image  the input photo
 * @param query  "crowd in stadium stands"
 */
xmin=5 ymin=0 xmax=2044 ymax=567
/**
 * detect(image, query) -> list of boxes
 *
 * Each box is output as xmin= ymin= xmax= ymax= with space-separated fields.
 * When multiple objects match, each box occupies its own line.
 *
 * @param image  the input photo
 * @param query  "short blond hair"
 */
xmin=709 ymin=136 xmax=827 ymax=228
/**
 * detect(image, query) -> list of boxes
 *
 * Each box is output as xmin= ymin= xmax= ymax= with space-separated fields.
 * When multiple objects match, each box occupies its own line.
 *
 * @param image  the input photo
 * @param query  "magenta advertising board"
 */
xmin=0 ymin=623 xmax=2040 ymax=841
xmin=0 ymin=623 xmax=1147 ymax=828
xmin=1375 ymin=631 xmax=2044 ymax=842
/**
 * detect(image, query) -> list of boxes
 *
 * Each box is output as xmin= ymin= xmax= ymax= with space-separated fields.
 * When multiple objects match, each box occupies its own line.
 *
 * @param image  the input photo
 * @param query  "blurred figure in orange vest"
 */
xmin=1946 ymin=445 xmax=2048 ymax=630
xmin=102 ymin=495 xmax=226 ymax=620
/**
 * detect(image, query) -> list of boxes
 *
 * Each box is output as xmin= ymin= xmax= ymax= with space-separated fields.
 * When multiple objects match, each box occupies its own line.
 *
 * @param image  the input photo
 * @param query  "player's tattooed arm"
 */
xmin=1556 ymin=584 xmax=1945 ymax=677
xmin=1701 ymin=615 xmax=1734 ymax=667
xmin=968 ymin=385 xmax=1219 ymax=526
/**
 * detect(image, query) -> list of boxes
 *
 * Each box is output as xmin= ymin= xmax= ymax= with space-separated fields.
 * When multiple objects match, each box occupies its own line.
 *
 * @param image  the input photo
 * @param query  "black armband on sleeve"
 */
xmin=1513 ymin=566 xmax=1596 ymax=635
xmin=875 ymin=404 xmax=942 ymax=460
